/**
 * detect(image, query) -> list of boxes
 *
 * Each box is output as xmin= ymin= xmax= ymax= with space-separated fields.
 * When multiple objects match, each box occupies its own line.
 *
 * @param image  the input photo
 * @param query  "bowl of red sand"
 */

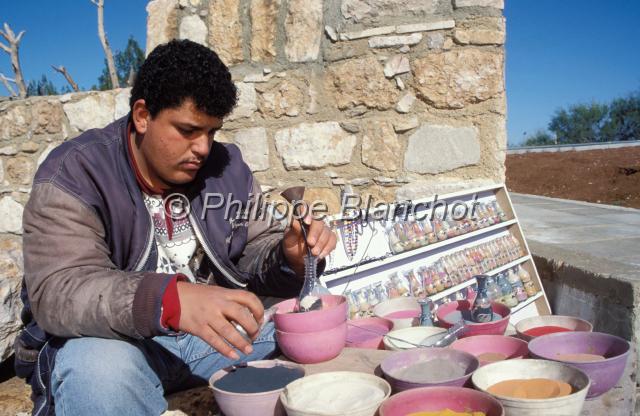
xmin=373 ymin=297 xmax=420 ymax=330
xmin=346 ymin=317 xmax=394 ymax=349
xmin=450 ymin=335 xmax=529 ymax=366
xmin=380 ymin=348 xmax=479 ymax=392
xmin=515 ymin=315 xmax=593 ymax=342
xmin=272 ymin=295 xmax=347 ymax=333
xmin=378 ymin=386 xmax=505 ymax=416
xmin=528 ymin=331 xmax=630 ymax=399
xmin=436 ymin=301 xmax=511 ymax=338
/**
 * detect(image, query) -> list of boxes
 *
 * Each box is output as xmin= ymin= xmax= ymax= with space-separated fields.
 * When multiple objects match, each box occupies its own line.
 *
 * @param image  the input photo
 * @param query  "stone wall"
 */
xmin=0 ymin=89 xmax=131 ymax=361
xmin=148 ymin=0 xmax=507 ymax=205
xmin=0 ymin=0 xmax=507 ymax=361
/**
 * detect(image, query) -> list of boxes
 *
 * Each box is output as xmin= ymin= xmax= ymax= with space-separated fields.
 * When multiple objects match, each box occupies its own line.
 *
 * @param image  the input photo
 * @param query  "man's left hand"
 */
xmin=282 ymin=211 xmax=337 ymax=277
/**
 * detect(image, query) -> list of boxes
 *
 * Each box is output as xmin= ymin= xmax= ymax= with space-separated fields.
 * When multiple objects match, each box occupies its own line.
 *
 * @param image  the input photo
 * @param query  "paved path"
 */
xmin=511 ymin=193 xmax=640 ymax=269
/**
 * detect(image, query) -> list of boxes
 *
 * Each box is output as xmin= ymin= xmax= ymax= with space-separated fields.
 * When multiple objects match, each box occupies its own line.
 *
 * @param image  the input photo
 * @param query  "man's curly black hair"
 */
xmin=130 ymin=39 xmax=237 ymax=118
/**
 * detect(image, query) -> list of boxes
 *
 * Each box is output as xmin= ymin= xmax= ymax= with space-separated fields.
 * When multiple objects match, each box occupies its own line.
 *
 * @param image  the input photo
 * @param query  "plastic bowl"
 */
xmin=528 ymin=331 xmax=630 ymax=399
xmin=437 ymin=300 xmax=511 ymax=337
xmin=276 ymin=321 xmax=346 ymax=364
xmin=383 ymin=326 xmax=447 ymax=351
xmin=515 ymin=315 xmax=593 ymax=342
xmin=346 ymin=317 xmax=394 ymax=349
xmin=379 ymin=386 xmax=505 ymax=416
xmin=472 ymin=359 xmax=590 ymax=416
xmin=373 ymin=297 xmax=420 ymax=330
xmin=209 ymin=360 xmax=305 ymax=416
xmin=450 ymin=335 xmax=529 ymax=366
xmin=280 ymin=371 xmax=391 ymax=416
xmin=380 ymin=348 xmax=479 ymax=392
xmin=273 ymin=295 xmax=347 ymax=333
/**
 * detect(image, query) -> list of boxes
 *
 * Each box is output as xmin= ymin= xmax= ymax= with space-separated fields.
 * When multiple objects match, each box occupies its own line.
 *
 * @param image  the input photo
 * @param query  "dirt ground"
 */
xmin=0 ymin=358 xmax=30 ymax=415
xmin=506 ymin=147 xmax=640 ymax=209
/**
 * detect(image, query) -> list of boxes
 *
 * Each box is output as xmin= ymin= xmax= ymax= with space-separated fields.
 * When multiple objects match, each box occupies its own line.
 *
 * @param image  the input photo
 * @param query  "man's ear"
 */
xmin=131 ymin=99 xmax=150 ymax=134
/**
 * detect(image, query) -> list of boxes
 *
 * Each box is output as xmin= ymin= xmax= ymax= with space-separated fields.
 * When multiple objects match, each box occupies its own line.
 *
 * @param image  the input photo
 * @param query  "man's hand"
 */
xmin=282 ymin=211 xmax=337 ymax=277
xmin=176 ymin=283 xmax=264 ymax=360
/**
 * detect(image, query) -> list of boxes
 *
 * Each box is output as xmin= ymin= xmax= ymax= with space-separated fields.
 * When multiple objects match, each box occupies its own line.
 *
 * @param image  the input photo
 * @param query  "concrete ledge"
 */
xmin=512 ymin=192 xmax=640 ymax=213
xmin=508 ymin=140 xmax=640 ymax=154
xmin=530 ymin=241 xmax=638 ymax=340
xmin=530 ymin=241 xmax=639 ymax=409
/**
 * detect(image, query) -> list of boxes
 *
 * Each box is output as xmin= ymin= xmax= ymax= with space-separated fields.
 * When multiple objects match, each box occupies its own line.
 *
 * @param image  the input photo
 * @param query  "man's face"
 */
xmin=133 ymin=99 xmax=223 ymax=189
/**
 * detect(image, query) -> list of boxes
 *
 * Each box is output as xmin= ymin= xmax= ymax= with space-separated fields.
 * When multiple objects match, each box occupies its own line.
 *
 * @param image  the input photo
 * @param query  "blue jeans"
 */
xmin=50 ymin=323 xmax=277 ymax=415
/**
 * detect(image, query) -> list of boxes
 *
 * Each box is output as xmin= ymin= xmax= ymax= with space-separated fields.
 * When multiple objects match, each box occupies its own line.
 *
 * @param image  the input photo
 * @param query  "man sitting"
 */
xmin=14 ymin=39 xmax=336 ymax=415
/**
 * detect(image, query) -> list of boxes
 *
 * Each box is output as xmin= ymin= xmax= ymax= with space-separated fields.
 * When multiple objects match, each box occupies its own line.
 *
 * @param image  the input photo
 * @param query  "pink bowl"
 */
xmin=380 ymin=348 xmax=479 ymax=392
xmin=450 ymin=335 xmax=529 ymax=366
xmin=276 ymin=321 xmax=347 ymax=364
xmin=346 ymin=317 xmax=393 ymax=349
xmin=209 ymin=360 xmax=305 ymax=416
xmin=379 ymin=386 xmax=505 ymax=416
xmin=437 ymin=300 xmax=511 ymax=337
xmin=273 ymin=295 xmax=347 ymax=333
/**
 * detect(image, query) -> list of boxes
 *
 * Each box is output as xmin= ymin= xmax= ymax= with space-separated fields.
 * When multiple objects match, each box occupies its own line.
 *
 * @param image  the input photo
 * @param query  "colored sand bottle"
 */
xmin=485 ymin=275 xmax=502 ymax=302
xmin=471 ymin=275 xmax=494 ymax=323
xmin=498 ymin=273 xmax=518 ymax=307
xmin=524 ymin=280 xmax=538 ymax=297
xmin=418 ymin=298 xmax=434 ymax=327
xmin=515 ymin=286 xmax=528 ymax=302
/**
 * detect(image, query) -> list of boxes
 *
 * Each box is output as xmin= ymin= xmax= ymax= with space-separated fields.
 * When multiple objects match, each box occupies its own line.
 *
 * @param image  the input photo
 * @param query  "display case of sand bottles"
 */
xmin=321 ymin=184 xmax=551 ymax=326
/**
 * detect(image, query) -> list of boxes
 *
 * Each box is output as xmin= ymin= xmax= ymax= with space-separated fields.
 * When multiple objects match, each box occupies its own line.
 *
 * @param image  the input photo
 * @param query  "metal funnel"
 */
xmin=280 ymin=186 xmax=305 ymax=203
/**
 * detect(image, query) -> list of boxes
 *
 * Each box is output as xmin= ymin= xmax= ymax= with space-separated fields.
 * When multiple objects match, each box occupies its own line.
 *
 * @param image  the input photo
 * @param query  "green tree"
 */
xmin=97 ymin=36 xmax=144 ymax=90
xmin=27 ymin=75 xmax=58 ymax=96
xmin=523 ymin=129 xmax=556 ymax=147
xmin=603 ymin=93 xmax=640 ymax=141
xmin=548 ymin=102 xmax=610 ymax=144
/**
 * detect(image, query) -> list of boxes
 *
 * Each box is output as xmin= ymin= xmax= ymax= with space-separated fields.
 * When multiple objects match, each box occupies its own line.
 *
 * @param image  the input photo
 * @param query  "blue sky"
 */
xmin=505 ymin=1 xmax=640 ymax=145
xmin=1 ymin=1 xmax=639 ymax=145
xmin=0 ymin=1 xmax=147 ymax=90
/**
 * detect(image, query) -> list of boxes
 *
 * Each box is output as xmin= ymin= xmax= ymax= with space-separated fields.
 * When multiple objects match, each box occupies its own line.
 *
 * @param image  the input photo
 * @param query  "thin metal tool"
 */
xmin=346 ymin=322 xmax=446 ymax=349
xmin=425 ymin=321 xmax=468 ymax=348
xmin=281 ymin=187 xmax=327 ymax=312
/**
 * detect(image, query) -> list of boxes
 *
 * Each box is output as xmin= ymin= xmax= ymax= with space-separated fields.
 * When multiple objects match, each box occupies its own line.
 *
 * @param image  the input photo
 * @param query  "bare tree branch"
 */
xmin=126 ymin=66 xmax=135 ymax=87
xmin=0 ymin=72 xmax=17 ymax=97
xmin=15 ymin=30 xmax=25 ymax=44
xmin=91 ymin=0 xmax=119 ymax=89
xmin=51 ymin=65 xmax=80 ymax=92
xmin=0 ymin=23 xmax=27 ymax=98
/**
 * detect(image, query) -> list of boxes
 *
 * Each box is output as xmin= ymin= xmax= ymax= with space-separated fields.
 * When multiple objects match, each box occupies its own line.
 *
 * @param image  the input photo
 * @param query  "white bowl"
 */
xmin=373 ymin=297 xmax=420 ymax=330
xmin=280 ymin=371 xmax=391 ymax=416
xmin=383 ymin=326 xmax=447 ymax=351
xmin=514 ymin=315 xmax=593 ymax=342
xmin=472 ymin=359 xmax=590 ymax=416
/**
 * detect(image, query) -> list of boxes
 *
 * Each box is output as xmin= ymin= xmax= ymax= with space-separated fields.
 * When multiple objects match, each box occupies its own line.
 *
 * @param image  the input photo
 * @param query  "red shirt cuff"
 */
xmin=161 ymin=274 xmax=186 ymax=331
